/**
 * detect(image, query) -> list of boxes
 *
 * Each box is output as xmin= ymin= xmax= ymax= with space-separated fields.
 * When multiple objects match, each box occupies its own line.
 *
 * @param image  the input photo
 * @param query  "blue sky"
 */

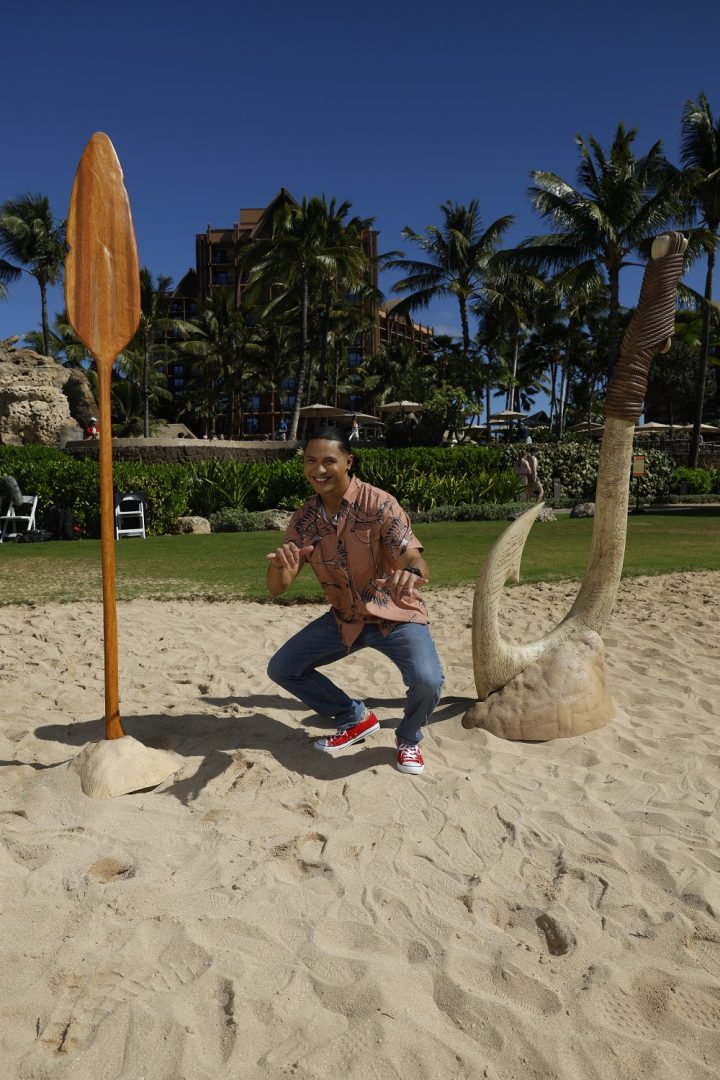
xmin=2 ymin=0 xmax=719 ymax=382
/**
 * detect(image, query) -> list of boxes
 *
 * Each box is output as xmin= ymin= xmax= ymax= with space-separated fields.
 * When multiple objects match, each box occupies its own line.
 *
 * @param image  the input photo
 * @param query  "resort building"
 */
xmin=166 ymin=190 xmax=434 ymax=436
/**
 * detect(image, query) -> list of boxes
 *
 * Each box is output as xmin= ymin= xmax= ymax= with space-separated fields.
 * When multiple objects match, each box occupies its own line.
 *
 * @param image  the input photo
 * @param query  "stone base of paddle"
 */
xmin=71 ymin=736 xmax=182 ymax=798
xmin=462 ymin=631 xmax=614 ymax=741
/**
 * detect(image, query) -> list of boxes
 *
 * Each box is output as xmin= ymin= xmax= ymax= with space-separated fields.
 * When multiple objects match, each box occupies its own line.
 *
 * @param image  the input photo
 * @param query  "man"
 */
xmin=265 ymin=428 xmax=443 ymax=775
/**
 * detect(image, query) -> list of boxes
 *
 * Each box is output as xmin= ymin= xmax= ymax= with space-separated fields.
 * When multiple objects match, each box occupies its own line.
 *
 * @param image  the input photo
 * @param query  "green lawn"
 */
xmin=1 ymin=511 xmax=718 ymax=606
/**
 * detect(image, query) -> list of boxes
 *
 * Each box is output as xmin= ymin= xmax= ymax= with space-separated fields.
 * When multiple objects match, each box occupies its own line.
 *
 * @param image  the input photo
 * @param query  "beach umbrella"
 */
xmin=635 ymin=421 xmax=670 ymax=433
xmin=671 ymin=423 xmax=719 ymax=432
xmin=298 ymin=403 xmax=346 ymax=419
xmin=341 ymin=411 xmax=384 ymax=424
xmin=377 ymin=400 xmax=424 ymax=413
xmin=490 ymin=409 xmax=527 ymax=420
xmin=568 ymin=421 xmax=605 ymax=432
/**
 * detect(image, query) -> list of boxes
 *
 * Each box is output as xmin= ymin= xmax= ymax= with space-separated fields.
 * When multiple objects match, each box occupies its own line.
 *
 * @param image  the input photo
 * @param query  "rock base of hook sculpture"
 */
xmin=462 ymin=631 xmax=614 ymax=741
xmin=71 ymin=736 xmax=183 ymax=798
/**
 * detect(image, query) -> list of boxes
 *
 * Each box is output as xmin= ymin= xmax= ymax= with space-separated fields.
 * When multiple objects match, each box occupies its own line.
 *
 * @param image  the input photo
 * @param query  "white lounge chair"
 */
xmin=0 ymin=476 xmax=39 ymax=542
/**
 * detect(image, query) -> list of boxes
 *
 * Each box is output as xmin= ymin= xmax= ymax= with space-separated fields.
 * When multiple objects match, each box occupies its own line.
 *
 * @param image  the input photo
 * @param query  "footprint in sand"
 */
xmin=535 ymin=912 xmax=576 ymax=956
xmin=40 ymin=932 xmax=213 ymax=1054
xmin=444 ymin=955 xmax=562 ymax=1019
xmin=596 ymin=984 xmax=655 ymax=1040
xmin=690 ymin=937 xmax=720 ymax=979
xmin=86 ymin=856 xmax=136 ymax=883
xmin=669 ymin=983 xmax=720 ymax=1030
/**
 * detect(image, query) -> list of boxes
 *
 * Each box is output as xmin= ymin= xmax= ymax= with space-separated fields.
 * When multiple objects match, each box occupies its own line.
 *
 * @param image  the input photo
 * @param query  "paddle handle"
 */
xmin=97 ymin=362 xmax=124 ymax=740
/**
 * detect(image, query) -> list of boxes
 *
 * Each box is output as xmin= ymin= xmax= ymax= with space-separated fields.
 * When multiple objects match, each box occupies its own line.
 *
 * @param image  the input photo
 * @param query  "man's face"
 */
xmin=303 ymin=439 xmax=353 ymax=501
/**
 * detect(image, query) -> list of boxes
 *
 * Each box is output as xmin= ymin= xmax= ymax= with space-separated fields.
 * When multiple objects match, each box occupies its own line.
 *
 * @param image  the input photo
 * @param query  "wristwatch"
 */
xmin=405 ymin=567 xmax=422 ymax=577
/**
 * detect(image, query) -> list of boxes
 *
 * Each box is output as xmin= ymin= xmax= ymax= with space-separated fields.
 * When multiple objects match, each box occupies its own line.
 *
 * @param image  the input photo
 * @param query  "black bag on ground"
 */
xmin=15 ymin=529 xmax=55 ymax=543
xmin=43 ymin=505 xmax=80 ymax=540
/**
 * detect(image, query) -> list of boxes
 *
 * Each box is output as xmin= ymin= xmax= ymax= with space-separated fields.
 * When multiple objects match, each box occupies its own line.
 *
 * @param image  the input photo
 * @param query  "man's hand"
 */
xmin=374 ymin=567 xmax=428 ymax=602
xmin=266 ymin=541 xmax=314 ymax=571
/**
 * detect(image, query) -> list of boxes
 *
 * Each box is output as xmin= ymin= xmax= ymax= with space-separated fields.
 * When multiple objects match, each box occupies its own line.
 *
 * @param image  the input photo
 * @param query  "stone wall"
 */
xmin=64 ymin=438 xmax=300 ymax=465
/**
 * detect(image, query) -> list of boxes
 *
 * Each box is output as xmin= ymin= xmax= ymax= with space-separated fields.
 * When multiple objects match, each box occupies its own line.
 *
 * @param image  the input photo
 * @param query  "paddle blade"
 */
xmin=65 ymin=132 xmax=141 ymax=366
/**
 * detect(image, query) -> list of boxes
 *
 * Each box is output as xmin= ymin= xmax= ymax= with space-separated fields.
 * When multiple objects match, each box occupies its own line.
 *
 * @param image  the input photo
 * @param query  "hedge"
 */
xmin=0 ymin=440 xmax=683 ymax=536
xmin=0 ymin=445 xmax=190 ymax=537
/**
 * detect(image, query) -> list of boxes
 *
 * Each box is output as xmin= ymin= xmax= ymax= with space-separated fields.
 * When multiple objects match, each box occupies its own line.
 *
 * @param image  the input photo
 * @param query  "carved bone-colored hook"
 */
xmin=471 ymin=233 xmax=687 ymax=701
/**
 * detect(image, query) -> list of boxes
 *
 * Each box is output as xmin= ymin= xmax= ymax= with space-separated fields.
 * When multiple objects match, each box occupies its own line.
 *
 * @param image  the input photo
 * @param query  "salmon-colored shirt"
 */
xmin=285 ymin=475 xmax=428 ymax=647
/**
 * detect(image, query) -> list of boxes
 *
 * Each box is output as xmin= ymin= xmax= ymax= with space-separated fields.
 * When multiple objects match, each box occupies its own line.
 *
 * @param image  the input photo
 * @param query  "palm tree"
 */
xmin=473 ymin=263 xmax=545 ymax=414
xmin=239 ymin=196 xmax=374 ymax=440
xmin=23 ymin=308 xmax=92 ymax=367
xmin=180 ymin=288 xmax=261 ymax=438
xmin=680 ymin=94 xmax=720 ymax=466
xmin=131 ymin=269 xmax=196 ymax=437
xmin=524 ymin=123 xmax=683 ymax=377
xmin=361 ymin=340 xmax=431 ymax=412
xmin=110 ymin=362 xmax=172 ymax=437
xmin=387 ymin=201 xmax=514 ymax=358
xmin=0 ymin=193 xmax=66 ymax=355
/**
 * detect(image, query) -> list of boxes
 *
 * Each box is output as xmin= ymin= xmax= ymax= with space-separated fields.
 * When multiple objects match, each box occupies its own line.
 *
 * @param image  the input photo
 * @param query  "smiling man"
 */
xmin=265 ymin=428 xmax=443 ymax=775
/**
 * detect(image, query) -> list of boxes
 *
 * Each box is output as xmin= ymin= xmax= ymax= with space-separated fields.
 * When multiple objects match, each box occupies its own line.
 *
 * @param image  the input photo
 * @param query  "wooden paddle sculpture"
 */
xmin=63 ymin=134 xmax=182 ymax=798
xmin=463 ymin=233 xmax=687 ymax=741
xmin=65 ymin=133 xmax=140 ymax=740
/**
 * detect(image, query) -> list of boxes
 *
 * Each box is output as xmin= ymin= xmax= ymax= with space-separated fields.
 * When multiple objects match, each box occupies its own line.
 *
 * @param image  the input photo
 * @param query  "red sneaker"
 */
xmin=314 ymin=712 xmax=380 ymax=752
xmin=396 ymin=740 xmax=425 ymax=774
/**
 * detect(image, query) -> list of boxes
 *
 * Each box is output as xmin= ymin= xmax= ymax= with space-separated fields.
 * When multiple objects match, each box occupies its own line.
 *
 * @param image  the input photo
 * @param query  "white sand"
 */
xmin=1 ymin=572 xmax=719 ymax=1079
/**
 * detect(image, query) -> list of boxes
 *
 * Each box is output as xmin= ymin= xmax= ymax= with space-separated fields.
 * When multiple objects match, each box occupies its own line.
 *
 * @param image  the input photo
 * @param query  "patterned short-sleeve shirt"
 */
xmin=285 ymin=475 xmax=428 ymax=647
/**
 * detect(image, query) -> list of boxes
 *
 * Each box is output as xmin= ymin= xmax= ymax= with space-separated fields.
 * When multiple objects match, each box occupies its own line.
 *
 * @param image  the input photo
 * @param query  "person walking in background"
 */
xmin=348 ymin=415 xmax=360 ymax=442
xmin=527 ymin=445 xmax=544 ymax=501
xmin=514 ymin=450 xmax=531 ymax=501
xmin=265 ymin=428 xmax=443 ymax=775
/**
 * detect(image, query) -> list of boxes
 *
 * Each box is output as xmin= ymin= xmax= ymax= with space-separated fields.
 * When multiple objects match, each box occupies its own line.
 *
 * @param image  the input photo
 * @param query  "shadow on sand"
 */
xmin=32 ymin=694 xmax=474 ymax=802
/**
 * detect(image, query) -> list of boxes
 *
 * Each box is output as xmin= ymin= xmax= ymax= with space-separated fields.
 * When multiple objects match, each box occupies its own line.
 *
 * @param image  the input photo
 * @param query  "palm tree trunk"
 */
xmin=485 ymin=381 xmax=492 ymax=443
xmin=143 ymin=335 xmax=150 ymax=438
xmin=689 ymin=242 xmax=716 ymax=468
xmin=607 ymin=265 xmax=621 ymax=377
xmin=558 ymin=329 xmax=572 ymax=437
xmin=289 ymin=274 xmax=309 ymax=441
xmin=39 ymin=277 xmax=50 ymax=358
xmin=318 ymin=297 xmax=331 ymax=401
xmin=508 ymin=332 xmax=520 ymax=412
xmin=459 ymin=297 xmax=470 ymax=357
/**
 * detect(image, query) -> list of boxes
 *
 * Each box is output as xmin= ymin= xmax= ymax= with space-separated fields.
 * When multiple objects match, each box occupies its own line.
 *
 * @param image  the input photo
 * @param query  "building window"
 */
xmin=215 ymin=271 xmax=228 ymax=285
xmin=213 ymin=249 xmax=227 ymax=264
xmin=349 ymin=350 xmax=362 ymax=367
xmin=173 ymin=364 xmax=184 ymax=376
xmin=280 ymin=396 xmax=296 ymax=410
xmin=281 ymin=377 xmax=296 ymax=391
xmin=247 ymin=394 xmax=260 ymax=412
xmin=245 ymin=416 xmax=259 ymax=433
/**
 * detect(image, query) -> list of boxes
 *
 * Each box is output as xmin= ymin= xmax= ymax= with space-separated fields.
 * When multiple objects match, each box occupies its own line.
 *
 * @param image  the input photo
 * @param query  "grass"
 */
xmin=1 ymin=511 xmax=719 ymax=606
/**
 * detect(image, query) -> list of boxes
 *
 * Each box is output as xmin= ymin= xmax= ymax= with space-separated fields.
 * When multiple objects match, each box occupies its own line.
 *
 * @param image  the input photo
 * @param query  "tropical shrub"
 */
xmin=186 ymin=459 xmax=258 ymax=517
xmin=245 ymin=455 xmax=308 ymax=511
xmin=209 ymin=508 xmax=268 ymax=532
xmin=670 ymin=466 xmax=715 ymax=495
xmin=495 ymin=442 xmax=674 ymax=502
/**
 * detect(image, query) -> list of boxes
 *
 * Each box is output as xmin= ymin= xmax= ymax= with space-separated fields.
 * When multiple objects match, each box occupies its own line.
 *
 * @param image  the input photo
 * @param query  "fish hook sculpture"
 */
xmin=463 ymin=233 xmax=688 ymax=741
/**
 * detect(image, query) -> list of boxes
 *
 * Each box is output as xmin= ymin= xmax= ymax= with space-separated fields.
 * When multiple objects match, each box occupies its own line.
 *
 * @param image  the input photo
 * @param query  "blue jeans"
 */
xmin=267 ymin=611 xmax=444 ymax=744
